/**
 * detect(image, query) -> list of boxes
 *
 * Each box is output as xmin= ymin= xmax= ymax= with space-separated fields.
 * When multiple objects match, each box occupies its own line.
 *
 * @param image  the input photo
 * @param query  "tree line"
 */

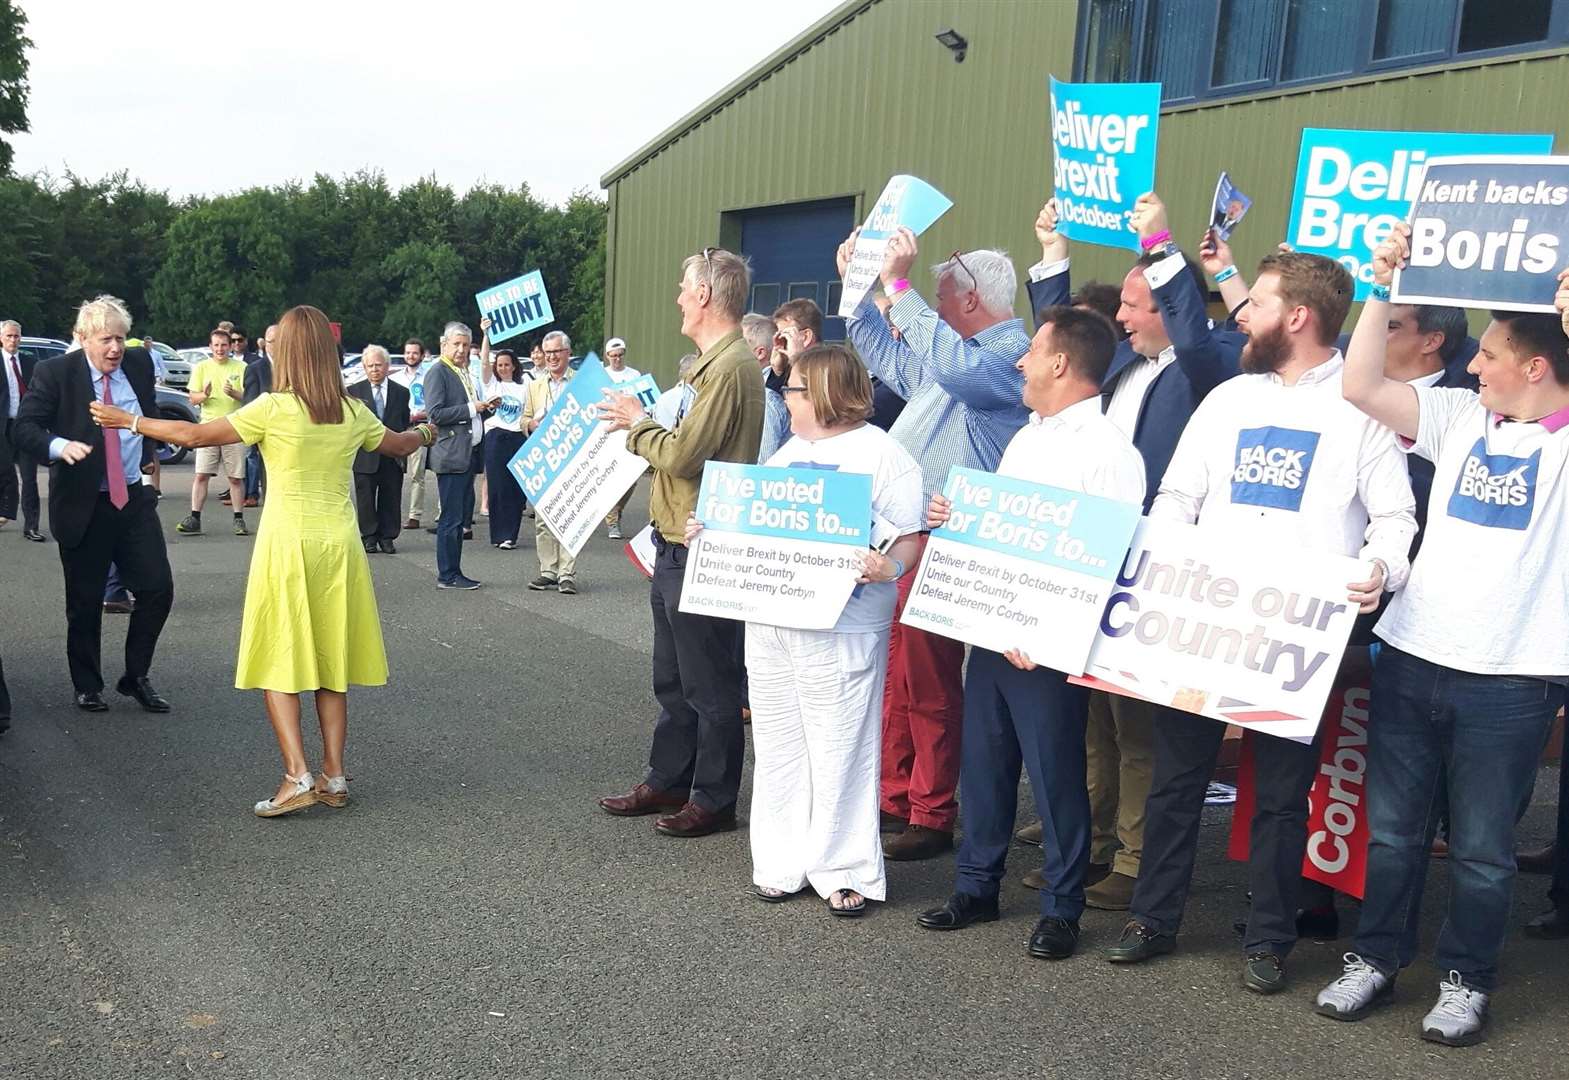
xmin=0 ymin=170 xmax=606 ymax=352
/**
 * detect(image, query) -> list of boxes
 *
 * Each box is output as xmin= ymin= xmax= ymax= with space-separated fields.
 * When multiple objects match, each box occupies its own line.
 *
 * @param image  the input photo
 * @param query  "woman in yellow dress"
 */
xmin=91 ymin=305 xmax=434 ymax=817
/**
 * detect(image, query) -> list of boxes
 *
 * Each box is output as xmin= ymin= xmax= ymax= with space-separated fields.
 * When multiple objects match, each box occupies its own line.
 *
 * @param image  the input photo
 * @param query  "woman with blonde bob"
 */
xmin=91 ymin=306 xmax=435 ymax=817
xmin=686 ymin=343 xmax=924 ymax=916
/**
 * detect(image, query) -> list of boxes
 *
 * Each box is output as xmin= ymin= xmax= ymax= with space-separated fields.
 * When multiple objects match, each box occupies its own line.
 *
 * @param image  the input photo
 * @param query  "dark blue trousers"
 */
xmin=954 ymin=648 xmax=1091 ymax=920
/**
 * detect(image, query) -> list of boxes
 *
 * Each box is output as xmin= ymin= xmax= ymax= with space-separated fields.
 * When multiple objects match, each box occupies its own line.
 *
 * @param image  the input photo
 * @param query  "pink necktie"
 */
xmin=101 ymin=375 xmax=129 ymax=509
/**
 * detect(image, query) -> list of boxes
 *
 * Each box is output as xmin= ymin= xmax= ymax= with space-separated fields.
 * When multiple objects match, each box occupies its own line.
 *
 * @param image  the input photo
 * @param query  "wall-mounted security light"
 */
xmin=935 ymin=27 xmax=968 ymax=63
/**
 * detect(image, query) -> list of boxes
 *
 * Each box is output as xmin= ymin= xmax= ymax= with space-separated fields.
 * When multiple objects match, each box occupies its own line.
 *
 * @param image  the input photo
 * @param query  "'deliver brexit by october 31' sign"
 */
xmin=1048 ymin=77 xmax=1160 ymax=252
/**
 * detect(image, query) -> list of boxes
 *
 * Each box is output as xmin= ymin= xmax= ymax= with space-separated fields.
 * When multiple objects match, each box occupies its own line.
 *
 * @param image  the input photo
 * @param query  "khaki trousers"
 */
xmin=536 ymin=518 xmax=576 ymax=578
xmin=1086 ymin=689 xmax=1156 ymax=878
xmin=401 ymin=448 xmax=440 ymax=522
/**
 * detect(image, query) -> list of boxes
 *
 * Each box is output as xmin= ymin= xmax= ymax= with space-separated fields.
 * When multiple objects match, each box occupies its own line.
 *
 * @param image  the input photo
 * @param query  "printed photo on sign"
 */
xmin=1210 ymin=172 xmax=1251 ymax=242
xmin=900 ymin=466 xmax=1141 ymax=674
xmin=1447 ymin=438 xmax=1540 ymax=530
xmin=1392 ymin=155 xmax=1569 ymax=313
xmin=1285 ymin=128 xmax=1553 ymax=300
xmin=1048 ymin=77 xmax=1160 ymax=252
xmin=1230 ymin=426 xmax=1320 ymax=512
xmin=475 ymin=270 xmax=555 ymax=345
xmin=679 ymin=462 xmax=872 ymax=631
xmin=838 ymin=175 xmax=953 ymax=317
xmin=1072 ymin=517 xmax=1362 ymax=740
xmin=506 ymin=354 xmax=654 ymax=557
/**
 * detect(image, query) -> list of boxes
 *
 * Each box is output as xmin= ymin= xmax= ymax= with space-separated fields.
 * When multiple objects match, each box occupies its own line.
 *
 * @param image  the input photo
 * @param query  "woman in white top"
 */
xmin=481 ymin=349 xmax=529 ymax=548
xmin=687 ymin=343 xmax=924 ymax=916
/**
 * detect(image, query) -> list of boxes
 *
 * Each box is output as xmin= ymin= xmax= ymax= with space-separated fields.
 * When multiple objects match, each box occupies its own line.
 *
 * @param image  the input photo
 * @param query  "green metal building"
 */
xmin=601 ymin=0 xmax=1569 ymax=383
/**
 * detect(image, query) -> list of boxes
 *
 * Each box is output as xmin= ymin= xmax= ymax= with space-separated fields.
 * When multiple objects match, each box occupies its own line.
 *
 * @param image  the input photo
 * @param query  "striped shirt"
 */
xmin=846 ymin=291 xmax=1031 ymax=498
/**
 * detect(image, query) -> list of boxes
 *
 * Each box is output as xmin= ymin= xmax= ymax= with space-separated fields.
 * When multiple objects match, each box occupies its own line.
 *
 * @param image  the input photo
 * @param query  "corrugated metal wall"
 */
xmin=604 ymin=0 xmax=1569 ymax=383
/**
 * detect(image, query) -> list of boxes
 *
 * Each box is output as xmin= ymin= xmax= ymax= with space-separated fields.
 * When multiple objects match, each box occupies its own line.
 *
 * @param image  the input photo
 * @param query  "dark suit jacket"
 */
xmin=243 ymin=356 xmax=273 ymax=403
xmin=1028 ymin=261 xmax=1242 ymax=510
xmin=1 ymin=352 xmax=41 ymax=468
xmin=348 ymin=378 xmax=410 ymax=474
xmin=14 ymin=347 xmax=161 ymax=548
xmin=422 ymin=361 xmax=476 ymax=474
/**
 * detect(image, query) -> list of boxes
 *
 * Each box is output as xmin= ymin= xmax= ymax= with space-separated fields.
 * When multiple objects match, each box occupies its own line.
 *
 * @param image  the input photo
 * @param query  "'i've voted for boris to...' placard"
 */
xmin=1393 ymin=155 xmax=1569 ymax=313
xmin=837 ymin=175 xmax=953 ymax=317
xmin=475 ymin=270 xmax=554 ymax=345
xmin=1048 ymin=76 xmax=1160 ymax=252
xmin=506 ymin=353 xmax=660 ymax=558
xmin=900 ymin=467 xmax=1142 ymax=674
xmin=679 ymin=462 xmax=873 ymax=631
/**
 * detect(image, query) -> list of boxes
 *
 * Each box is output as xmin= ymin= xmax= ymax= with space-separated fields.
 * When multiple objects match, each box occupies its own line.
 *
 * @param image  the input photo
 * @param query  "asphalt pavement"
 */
xmin=2 ymin=463 xmax=1566 ymax=1080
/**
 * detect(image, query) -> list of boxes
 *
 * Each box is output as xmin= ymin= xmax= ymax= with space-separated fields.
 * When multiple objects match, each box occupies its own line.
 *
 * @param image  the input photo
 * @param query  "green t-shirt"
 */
xmin=191 ymin=356 xmax=248 ymax=421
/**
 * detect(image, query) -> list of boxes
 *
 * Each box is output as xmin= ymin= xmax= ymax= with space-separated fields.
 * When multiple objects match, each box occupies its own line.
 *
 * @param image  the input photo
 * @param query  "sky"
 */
xmin=11 ymin=0 xmax=845 ymax=204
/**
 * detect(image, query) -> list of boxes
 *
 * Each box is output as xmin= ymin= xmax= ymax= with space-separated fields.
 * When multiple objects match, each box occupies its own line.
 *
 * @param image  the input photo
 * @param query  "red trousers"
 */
xmin=881 ymin=533 xmax=964 ymax=830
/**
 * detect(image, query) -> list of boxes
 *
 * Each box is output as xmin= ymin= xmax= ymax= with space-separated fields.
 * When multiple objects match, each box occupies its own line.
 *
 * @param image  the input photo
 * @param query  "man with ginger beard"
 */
xmin=1101 ymin=251 xmax=1416 ymax=998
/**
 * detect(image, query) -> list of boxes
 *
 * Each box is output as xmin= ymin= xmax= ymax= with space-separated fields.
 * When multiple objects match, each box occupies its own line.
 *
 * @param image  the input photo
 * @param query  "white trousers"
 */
xmin=745 ymin=623 xmax=889 ymax=900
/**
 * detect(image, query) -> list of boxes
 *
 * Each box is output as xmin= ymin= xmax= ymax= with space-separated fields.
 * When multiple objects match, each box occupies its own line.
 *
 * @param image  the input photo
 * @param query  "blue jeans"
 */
xmin=435 ymin=468 xmax=473 ymax=582
xmin=244 ymin=445 xmax=263 ymax=500
xmin=1354 ymin=646 xmax=1564 ymax=991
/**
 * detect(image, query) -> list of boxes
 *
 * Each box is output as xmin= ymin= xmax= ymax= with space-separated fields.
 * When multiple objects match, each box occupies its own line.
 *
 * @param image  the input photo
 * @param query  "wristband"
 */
xmin=888 ymin=558 xmax=906 ymax=581
xmin=884 ymin=278 xmax=910 ymax=297
xmin=130 ymin=415 xmax=141 ymax=435
xmin=1213 ymin=265 xmax=1238 ymax=284
xmin=1139 ymin=229 xmax=1171 ymax=252
xmin=1369 ymin=283 xmax=1391 ymax=302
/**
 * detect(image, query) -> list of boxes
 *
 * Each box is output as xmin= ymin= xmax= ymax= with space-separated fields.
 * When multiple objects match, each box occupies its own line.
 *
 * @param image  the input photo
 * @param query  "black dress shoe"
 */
xmin=1103 ymin=919 xmax=1176 ymax=963
xmin=364 ymin=540 xmax=378 ymax=553
xmin=23 ymin=528 xmax=45 ymax=542
xmin=378 ymin=539 xmax=396 ymax=554
xmin=1028 ymin=916 xmax=1081 ymax=960
xmin=115 ymin=675 xmax=171 ymax=713
xmin=916 ymin=892 xmax=999 ymax=931
xmin=879 ymin=810 xmax=908 ymax=833
xmin=75 ymin=691 xmax=108 ymax=712
xmin=1243 ymin=951 xmax=1287 ymax=994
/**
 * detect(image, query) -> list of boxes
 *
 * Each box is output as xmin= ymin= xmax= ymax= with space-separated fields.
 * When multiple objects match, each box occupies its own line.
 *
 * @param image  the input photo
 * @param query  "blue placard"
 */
xmin=931 ymin=467 xmax=1141 ymax=579
xmin=1394 ymin=155 xmax=1569 ymax=314
xmin=1286 ymin=128 xmax=1554 ymax=300
xmin=619 ymin=372 xmax=661 ymax=414
xmin=696 ymin=462 xmax=872 ymax=546
xmin=476 ymin=270 xmax=554 ymax=344
xmin=1049 ymin=77 xmax=1160 ymax=252
xmin=838 ymin=174 xmax=953 ymax=316
xmin=506 ymin=352 xmax=607 ymax=501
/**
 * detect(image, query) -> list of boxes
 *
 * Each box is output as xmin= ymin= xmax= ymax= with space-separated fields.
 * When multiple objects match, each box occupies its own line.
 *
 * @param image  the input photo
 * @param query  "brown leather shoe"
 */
xmin=1085 ymin=870 xmax=1136 ymax=910
xmin=883 ymin=824 xmax=953 ymax=861
xmin=1014 ymin=821 xmax=1044 ymax=847
xmin=654 ymin=801 xmax=737 ymax=837
xmin=1517 ymin=842 xmax=1556 ymax=874
xmin=1023 ymin=862 xmax=1110 ymax=892
xmin=598 ymin=783 xmax=686 ymax=817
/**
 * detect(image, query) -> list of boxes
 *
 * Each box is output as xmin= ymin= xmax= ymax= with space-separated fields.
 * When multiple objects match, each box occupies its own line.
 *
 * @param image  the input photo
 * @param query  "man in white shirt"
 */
xmin=603 ymin=336 xmax=643 ymax=539
xmin=396 ymin=338 xmax=440 ymax=529
xmin=1313 ymin=224 xmax=1569 ymax=1048
xmin=1104 ymin=251 xmax=1417 ymax=997
xmin=916 ymin=306 xmax=1144 ymax=961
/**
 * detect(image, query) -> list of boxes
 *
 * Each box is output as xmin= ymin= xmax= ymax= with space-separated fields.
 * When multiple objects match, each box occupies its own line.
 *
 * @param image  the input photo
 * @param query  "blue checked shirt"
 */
xmin=758 ymin=368 xmax=792 ymax=464
xmin=846 ymin=290 xmax=1031 ymax=497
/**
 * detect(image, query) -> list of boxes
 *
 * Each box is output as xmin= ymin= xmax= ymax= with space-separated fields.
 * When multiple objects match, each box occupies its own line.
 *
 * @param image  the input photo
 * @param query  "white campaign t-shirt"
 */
xmin=606 ymin=365 xmax=643 ymax=385
xmin=483 ymin=378 xmax=527 ymax=433
xmin=765 ymin=423 xmax=924 ymax=635
xmin=1375 ymin=388 xmax=1569 ymax=677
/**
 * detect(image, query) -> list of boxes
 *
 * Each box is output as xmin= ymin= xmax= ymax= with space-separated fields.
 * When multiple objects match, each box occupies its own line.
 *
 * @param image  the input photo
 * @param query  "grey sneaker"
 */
xmin=558 ymin=576 xmax=578 ymax=595
xmin=1315 ymin=954 xmax=1393 ymax=1020
xmin=233 ymin=517 xmax=249 ymax=536
xmin=175 ymin=514 xmax=201 ymax=534
xmin=527 ymin=574 xmax=557 ymax=591
xmin=607 ymin=523 xmax=623 ymax=540
xmin=1421 ymin=971 xmax=1488 ymax=1047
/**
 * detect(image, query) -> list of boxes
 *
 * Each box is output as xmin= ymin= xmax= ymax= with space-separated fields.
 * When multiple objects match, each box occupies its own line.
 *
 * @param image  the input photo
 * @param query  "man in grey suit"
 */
xmin=348 ymin=345 xmax=411 ymax=554
xmin=422 ymin=321 xmax=497 ymax=589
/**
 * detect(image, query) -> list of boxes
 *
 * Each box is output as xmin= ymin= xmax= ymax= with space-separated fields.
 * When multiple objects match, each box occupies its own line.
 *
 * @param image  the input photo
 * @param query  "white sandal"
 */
xmin=315 ymin=773 xmax=349 ymax=808
xmin=254 ymin=772 xmax=317 ymax=817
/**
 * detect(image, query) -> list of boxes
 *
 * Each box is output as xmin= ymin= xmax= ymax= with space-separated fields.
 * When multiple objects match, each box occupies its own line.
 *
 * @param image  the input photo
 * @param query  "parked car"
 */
xmin=19 ymin=336 xmax=70 ymax=366
xmin=153 ymin=385 xmax=198 ymax=466
xmin=148 ymin=339 xmax=190 ymax=389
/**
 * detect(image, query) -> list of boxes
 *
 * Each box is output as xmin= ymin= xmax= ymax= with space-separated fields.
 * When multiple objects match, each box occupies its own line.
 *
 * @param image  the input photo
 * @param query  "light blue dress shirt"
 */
xmin=49 ymin=357 xmax=146 ymax=491
xmin=845 ymin=290 xmax=1031 ymax=497
xmin=757 ymin=368 xmax=792 ymax=464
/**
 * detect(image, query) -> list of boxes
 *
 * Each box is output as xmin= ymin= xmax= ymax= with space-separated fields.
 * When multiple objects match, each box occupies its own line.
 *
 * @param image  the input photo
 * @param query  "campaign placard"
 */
xmin=506 ymin=355 xmax=658 ymax=557
xmin=1210 ymin=171 xmax=1251 ymax=241
xmin=900 ymin=467 xmax=1142 ymax=674
xmin=1048 ymin=77 xmax=1160 ymax=252
xmin=476 ymin=271 xmax=554 ymax=345
xmin=1285 ymin=128 xmax=1553 ymax=300
xmin=679 ymin=463 xmax=872 ymax=630
xmin=1392 ymin=155 xmax=1569 ymax=313
xmin=838 ymin=175 xmax=953 ymax=317
xmin=1071 ymin=518 xmax=1362 ymax=741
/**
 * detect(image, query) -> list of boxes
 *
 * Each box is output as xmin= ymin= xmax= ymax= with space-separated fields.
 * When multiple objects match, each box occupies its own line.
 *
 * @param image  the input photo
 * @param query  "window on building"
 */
xmin=1077 ymin=0 xmax=1569 ymax=103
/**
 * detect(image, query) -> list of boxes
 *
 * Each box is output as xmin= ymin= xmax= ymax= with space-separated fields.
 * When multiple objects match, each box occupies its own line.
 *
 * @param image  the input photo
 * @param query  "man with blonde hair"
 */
xmin=178 ymin=328 xmax=249 ymax=536
xmin=596 ymin=246 xmax=763 ymax=838
xmin=15 ymin=295 xmax=174 ymax=713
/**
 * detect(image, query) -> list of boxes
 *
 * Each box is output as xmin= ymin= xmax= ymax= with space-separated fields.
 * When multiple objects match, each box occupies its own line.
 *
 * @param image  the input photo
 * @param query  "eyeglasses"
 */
xmin=692 ymin=246 xmax=717 ymax=292
xmin=780 ymin=384 xmax=808 ymax=395
xmin=542 ymin=348 xmax=570 ymax=357
xmin=948 ymin=250 xmax=976 ymax=292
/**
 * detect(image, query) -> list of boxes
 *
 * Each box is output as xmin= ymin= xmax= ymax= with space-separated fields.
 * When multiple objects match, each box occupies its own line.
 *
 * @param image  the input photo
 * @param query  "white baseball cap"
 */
xmin=605 ymin=337 xmax=627 ymax=352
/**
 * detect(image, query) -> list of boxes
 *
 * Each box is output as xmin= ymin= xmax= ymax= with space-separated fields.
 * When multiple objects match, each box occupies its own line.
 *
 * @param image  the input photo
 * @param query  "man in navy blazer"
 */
xmin=1020 ymin=193 xmax=1242 ymax=911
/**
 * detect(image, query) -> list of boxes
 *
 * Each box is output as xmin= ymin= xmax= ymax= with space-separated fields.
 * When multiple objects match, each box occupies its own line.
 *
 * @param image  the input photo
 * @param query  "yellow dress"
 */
xmin=227 ymin=393 xmax=390 ymax=693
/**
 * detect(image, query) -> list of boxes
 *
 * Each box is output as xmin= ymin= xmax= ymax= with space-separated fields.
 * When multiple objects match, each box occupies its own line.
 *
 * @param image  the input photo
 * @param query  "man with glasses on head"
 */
xmin=595 ymin=246 xmax=764 ymax=838
xmin=836 ymin=225 xmax=1032 ymax=861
